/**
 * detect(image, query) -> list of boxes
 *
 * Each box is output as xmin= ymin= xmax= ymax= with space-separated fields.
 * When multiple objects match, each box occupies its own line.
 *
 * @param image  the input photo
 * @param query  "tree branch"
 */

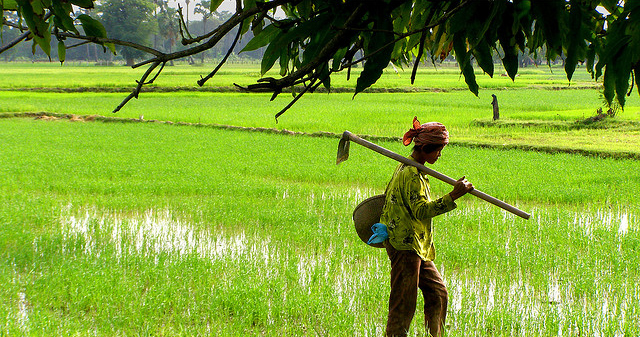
xmin=57 ymin=32 xmax=164 ymax=57
xmin=0 ymin=30 xmax=31 ymax=55
xmin=2 ymin=17 xmax=26 ymax=29
xmin=197 ymin=20 xmax=244 ymax=86
xmin=274 ymin=73 xmax=319 ymax=122
xmin=1 ymin=12 xmax=53 ymax=55
xmin=134 ymin=0 xmax=298 ymax=69
xmin=64 ymin=40 xmax=92 ymax=50
xmin=239 ymin=3 xmax=366 ymax=96
xmin=112 ymin=61 xmax=162 ymax=113
xmin=177 ymin=5 xmax=195 ymax=43
xmin=411 ymin=30 xmax=427 ymax=84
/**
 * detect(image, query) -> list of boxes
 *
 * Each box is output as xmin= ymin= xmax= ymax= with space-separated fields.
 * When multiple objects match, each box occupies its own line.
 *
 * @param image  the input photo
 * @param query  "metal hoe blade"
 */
xmin=336 ymin=133 xmax=350 ymax=165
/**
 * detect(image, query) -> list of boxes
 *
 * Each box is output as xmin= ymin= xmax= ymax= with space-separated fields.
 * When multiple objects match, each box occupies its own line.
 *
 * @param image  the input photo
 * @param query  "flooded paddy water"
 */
xmin=7 ymin=201 xmax=633 ymax=336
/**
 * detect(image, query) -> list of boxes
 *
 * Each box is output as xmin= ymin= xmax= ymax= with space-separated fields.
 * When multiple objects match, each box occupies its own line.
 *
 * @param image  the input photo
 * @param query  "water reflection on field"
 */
xmin=53 ymin=204 xmax=637 ymax=336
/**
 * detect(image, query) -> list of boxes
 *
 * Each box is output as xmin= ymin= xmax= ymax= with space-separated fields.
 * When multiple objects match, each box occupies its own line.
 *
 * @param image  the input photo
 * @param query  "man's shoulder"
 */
xmin=398 ymin=164 xmax=420 ymax=177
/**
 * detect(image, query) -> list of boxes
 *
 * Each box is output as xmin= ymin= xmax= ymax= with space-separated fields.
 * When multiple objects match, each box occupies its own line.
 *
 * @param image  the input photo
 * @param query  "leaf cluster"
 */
xmin=2 ymin=0 xmax=114 ymax=63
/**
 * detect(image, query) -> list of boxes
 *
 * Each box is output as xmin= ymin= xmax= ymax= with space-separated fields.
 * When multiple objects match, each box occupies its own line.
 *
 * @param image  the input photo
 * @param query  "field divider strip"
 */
xmin=0 ymin=84 xmax=602 ymax=94
xmin=3 ymin=111 xmax=639 ymax=160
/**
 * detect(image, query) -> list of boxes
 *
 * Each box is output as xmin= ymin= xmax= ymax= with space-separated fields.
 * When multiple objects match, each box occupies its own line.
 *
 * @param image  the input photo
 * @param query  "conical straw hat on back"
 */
xmin=352 ymin=194 xmax=386 ymax=248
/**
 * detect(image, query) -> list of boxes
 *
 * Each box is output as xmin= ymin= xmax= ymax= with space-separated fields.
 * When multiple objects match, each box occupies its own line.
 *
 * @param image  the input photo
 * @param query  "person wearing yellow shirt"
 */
xmin=381 ymin=117 xmax=473 ymax=337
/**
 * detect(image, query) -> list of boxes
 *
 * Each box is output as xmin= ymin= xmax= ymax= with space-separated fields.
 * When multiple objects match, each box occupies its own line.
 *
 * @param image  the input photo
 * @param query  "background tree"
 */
xmin=155 ymin=0 xmax=180 ymax=55
xmin=2 ymin=0 xmax=639 ymax=116
xmin=194 ymin=0 xmax=213 ymax=63
xmin=96 ymin=0 xmax=157 ymax=66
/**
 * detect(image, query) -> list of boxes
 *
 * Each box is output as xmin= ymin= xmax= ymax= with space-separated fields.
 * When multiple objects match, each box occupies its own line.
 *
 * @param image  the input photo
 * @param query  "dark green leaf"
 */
xmin=447 ymin=2 xmax=476 ymax=35
xmin=497 ymin=3 xmax=519 ymax=80
xmin=17 ymin=0 xmax=49 ymax=38
xmin=241 ymin=16 xmax=252 ymax=35
xmin=406 ymin=32 xmax=422 ymax=52
xmin=515 ymin=29 xmax=526 ymax=51
xmin=261 ymin=16 xmax=323 ymax=75
xmin=635 ymin=67 xmax=640 ymax=97
xmin=69 ymin=0 xmax=93 ymax=9
xmin=602 ymin=66 xmax=615 ymax=105
xmin=17 ymin=0 xmax=51 ymax=56
xmin=209 ymin=0 xmax=224 ymax=12
xmin=34 ymin=34 xmax=52 ymax=58
xmin=515 ymin=0 xmax=531 ymax=20
xmin=585 ymin=43 xmax=596 ymax=78
xmin=77 ymin=14 xmax=115 ymax=54
xmin=355 ymin=10 xmax=394 ymax=96
xmin=52 ymin=0 xmax=78 ymax=33
xmin=391 ymin=38 xmax=406 ymax=61
xmin=241 ymin=24 xmax=280 ymax=52
xmin=453 ymin=33 xmax=478 ymax=96
xmin=244 ymin=0 xmax=256 ymax=9
xmin=331 ymin=47 xmax=347 ymax=71
xmin=261 ymin=37 xmax=282 ymax=75
xmin=298 ymin=14 xmax=333 ymax=63
xmin=502 ymin=52 xmax=518 ymax=80
xmin=596 ymin=19 xmax=630 ymax=82
xmin=595 ymin=58 xmax=604 ymax=80
xmin=471 ymin=39 xmax=494 ymax=77
xmin=279 ymin=48 xmax=289 ymax=76
xmin=392 ymin=1 xmax=412 ymax=34
xmin=2 ymin=0 xmax=19 ymax=10
xmin=318 ymin=64 xmax=330 ymax=91
xmin=259 ymin=20 xmax=314 ymax=75
xmin=77 ymin=14 xmax=107 ymax=38
xmin=462 ymin=61 xmax=478 ymax=96
xmin=30 ymin=0 xmax=44 ymax=15
xmin=58 ymin=40 xmax=66 ymax=64
xmin=469 ymin=1 xmax=502 ymax=44
xmin=530 ymin=0 xmax=564 ymax=59
xmin=564 ymin=1 xmax=589 ymax=81
xmin=408 ymin=5 xmax=426 ymax=32
xmin=613 ymin=49 xmax=632 ymax=107
xmin=297 ymin=0 xmax=311 ymax=18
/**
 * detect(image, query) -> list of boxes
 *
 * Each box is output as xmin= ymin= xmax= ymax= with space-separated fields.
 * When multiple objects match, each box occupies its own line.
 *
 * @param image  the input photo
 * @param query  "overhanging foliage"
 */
xmin=2 ymin=0 xmax=639 ymax=118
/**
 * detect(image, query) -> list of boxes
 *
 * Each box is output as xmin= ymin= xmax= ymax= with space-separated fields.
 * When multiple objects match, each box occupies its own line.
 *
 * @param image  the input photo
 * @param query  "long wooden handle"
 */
xmin=343 ymin=131 xmax=530 ymax=220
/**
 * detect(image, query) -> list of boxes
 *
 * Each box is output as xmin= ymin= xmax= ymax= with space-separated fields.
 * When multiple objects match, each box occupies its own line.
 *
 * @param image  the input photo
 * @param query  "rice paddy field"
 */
xmin=1 ymin=62 xmax=639 ymax=336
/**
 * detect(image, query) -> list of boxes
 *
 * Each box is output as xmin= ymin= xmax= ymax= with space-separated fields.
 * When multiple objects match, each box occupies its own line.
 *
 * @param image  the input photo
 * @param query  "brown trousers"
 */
xmin=385 ymin=242 xmax=448 ymax=337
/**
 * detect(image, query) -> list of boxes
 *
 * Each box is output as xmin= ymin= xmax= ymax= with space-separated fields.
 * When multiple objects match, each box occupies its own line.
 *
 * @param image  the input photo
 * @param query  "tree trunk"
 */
xmin=201 ymin=18 xmax=207 ymax=64
xmin=126 ymin=57 xmax=135 ymax=66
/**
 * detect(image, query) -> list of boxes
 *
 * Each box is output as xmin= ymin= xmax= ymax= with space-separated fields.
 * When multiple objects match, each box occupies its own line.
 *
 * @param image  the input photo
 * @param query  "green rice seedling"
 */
xmin=0 ymin=62 xmax=599 ymax=90
xmin=0 ymin=118 xmax=638 ymax=335
xmin=2 ymin=88 xmax=639 ymax=157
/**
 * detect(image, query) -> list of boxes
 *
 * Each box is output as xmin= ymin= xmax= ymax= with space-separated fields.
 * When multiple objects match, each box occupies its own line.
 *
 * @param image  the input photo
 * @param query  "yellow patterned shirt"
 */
xmin=380 ymin=157 xmax=457 ymax=261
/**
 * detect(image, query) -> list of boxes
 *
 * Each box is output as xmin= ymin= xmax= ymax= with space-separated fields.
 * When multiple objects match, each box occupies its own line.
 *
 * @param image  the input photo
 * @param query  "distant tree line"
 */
xmin=1 ymin=0 xmax=265 ymax=64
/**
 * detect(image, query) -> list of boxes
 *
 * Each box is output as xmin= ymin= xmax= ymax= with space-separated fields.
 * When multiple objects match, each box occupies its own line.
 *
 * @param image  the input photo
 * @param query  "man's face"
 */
xmin=424 ymin=146 xmax=445 ymax=165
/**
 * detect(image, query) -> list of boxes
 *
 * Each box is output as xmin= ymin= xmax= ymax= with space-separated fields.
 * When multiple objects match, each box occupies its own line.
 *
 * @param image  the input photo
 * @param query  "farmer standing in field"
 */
xmin=380 ymin=116 xmax=473 ymax=337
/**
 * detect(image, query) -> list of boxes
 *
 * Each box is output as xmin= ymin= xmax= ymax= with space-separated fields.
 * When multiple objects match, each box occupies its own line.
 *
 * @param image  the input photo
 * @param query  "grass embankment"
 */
xmin=2 ymin=87 xmax=639 ymax=158
xmin=1 ymin=118 xmax=639 ymax=335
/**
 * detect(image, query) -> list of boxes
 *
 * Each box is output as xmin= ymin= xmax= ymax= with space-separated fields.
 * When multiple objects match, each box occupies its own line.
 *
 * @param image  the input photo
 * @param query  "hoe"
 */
xmin=337 ymin=131 xmax=531 ymax=220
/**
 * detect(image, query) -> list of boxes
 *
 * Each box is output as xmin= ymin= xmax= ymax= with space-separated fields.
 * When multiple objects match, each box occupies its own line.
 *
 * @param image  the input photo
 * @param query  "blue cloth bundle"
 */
xmin=367 ymin=222 xmax=388 ymax=245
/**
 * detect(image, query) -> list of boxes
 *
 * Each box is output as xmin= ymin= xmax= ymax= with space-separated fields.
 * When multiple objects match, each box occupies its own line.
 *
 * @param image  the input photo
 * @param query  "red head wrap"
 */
xmin=402 ymin=116 xmax=449 ymax=147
